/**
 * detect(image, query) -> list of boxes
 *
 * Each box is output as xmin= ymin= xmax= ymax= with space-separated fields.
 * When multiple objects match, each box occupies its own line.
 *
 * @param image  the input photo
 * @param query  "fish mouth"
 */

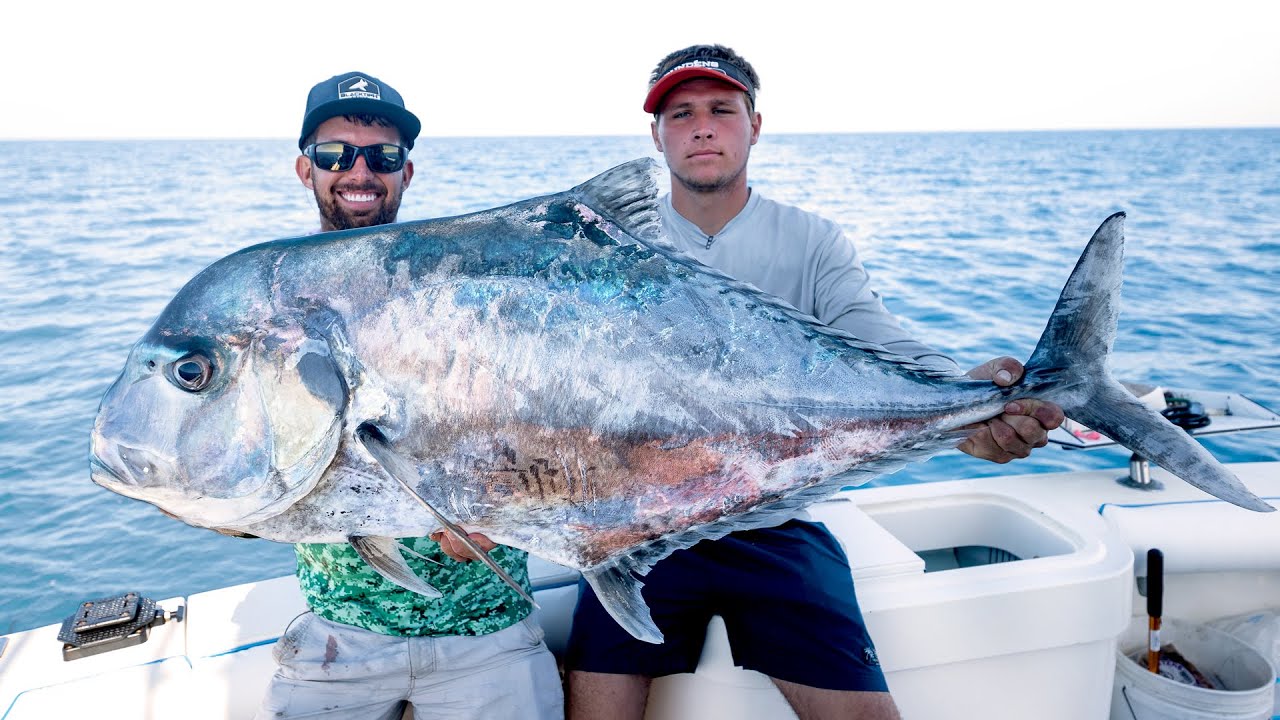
xmin=89 ymin=453 xmax=252 ymax=526
xmin=90 ymin=440 xmax=179 ymax=490
xmin=92 ymin=446 xmax=315 ymax=528
xmin=89 ymin=455 xmax=152 ymax=504
xmin=89 ymin=455 xmax=125 ymax=486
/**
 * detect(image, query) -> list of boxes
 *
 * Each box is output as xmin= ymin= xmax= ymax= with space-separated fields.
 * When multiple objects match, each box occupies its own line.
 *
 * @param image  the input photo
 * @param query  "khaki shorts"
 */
xmin=255 ymin=612 xmax=563 ymax=720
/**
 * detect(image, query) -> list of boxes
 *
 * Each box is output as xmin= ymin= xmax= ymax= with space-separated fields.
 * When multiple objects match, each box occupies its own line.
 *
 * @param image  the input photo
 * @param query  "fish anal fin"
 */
xmin=576 ymin=442 xmax=962 ymax=644
xmin=582 ymin=562 xmax=663 ymax=644
xmin=349 ymin=535 xmax=443 ymax=598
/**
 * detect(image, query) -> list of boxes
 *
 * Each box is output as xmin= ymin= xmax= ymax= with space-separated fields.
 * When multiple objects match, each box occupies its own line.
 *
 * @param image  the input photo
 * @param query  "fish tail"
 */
xmin=1022 ymin=212 xmax=1272 ymax=512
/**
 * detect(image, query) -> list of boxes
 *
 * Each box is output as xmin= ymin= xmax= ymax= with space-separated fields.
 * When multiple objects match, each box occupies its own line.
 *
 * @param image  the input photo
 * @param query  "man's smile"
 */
xmin=337 ymin=189 xmax=383 ymax=206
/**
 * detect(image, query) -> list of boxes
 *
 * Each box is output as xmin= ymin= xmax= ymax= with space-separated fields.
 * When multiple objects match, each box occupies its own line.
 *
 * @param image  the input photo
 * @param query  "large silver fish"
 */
xmin=89 ymin=159 xmax=1273 ymax=643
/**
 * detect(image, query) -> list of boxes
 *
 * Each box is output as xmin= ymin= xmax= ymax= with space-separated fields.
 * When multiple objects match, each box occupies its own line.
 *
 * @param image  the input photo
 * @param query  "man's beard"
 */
xmin=315 ymin=184 xmax=403 ymax=231
xmin=671 ymin=160 xmax=747 ymax=194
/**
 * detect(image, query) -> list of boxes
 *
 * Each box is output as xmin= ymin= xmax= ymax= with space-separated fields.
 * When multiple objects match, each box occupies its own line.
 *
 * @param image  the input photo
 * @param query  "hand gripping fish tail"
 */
xmin=1020 ymin=213 xmax=1272 ymax=513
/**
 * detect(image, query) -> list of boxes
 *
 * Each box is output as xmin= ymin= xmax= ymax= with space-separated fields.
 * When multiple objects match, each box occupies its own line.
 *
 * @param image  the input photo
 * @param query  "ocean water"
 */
xmin=2 ymin=130 xmax=1278 ymax=634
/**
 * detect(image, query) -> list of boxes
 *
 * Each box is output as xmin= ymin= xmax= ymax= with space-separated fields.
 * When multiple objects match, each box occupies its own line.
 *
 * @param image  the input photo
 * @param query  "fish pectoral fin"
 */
xmin=582 ymin=563 xmax=664 ymax=644
xmin=356 ymin=423 xmax=539 ymax=608
xmin=395 ymin=540 xmax=444 ymax=566
xmin=348 ymin=535 xmax=443 ymax=598
xmin=428 ymin=525 xmax=538 ymax=609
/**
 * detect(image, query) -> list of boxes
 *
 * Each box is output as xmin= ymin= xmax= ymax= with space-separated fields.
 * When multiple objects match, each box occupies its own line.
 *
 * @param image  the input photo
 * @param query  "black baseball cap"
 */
xmin=298 ymin=72 xmax=421 ymax=151
xmin=644 ymin=53 xmax=754 ymax=114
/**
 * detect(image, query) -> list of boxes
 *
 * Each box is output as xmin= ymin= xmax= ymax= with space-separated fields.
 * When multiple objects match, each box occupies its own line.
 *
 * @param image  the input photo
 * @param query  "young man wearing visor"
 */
xmin=563 ymin=45 xmax=1065 ymax=720
xmin=254 ymin=71 xmax=563 ymax=720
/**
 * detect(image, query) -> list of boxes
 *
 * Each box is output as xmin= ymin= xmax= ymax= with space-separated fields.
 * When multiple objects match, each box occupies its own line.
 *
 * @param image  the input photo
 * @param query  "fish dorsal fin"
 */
xmin=348 ymin=535 xmax=443 ymax=598
xmin=571 ymin=158 xmax=665 ymax=243
xmin=574 ymin=160 xmax=957 ymax=380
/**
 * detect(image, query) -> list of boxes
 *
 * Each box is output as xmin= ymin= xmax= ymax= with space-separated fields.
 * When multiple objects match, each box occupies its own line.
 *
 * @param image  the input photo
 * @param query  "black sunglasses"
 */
xmin=305 ymin=142 xmax=408 ymax=173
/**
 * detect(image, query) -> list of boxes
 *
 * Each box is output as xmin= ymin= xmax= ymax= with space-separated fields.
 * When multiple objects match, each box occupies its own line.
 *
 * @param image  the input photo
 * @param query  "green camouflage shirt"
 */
xmin=294 ymin=537 xmax=533 ymax=636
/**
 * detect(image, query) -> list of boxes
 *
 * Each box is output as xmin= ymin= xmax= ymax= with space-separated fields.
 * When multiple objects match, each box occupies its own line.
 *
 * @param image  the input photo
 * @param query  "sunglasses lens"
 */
xmin=309 ymin=143 xmax=405 ymax=173
xmin=367 ymin=144 xmax=405 ymax=173
xmin=311 ymin=142 xmax=355 ymax=172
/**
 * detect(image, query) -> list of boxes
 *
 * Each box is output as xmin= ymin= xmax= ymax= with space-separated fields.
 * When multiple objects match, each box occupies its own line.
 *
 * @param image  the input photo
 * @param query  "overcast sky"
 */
xmin=4 ymin=0 xmax=1278 ymax=140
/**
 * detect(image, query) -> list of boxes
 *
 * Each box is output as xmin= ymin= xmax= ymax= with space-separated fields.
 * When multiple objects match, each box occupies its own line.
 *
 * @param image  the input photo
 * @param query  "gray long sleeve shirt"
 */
xmin=658 ymin=191 xmax=960 ymax=373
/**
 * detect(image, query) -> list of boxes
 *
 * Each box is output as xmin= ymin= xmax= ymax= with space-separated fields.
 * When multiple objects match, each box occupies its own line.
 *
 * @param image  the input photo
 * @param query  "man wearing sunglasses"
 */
xmin=255 ymin=71 xmax=563 ymax=720
xmin=294 ymin=73 xmax=417 ymax=231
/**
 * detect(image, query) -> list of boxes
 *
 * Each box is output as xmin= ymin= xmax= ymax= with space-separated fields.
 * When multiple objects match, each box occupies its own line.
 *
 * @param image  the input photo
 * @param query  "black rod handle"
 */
xmin=1147 ymin=548 xmax=1164 ymax=618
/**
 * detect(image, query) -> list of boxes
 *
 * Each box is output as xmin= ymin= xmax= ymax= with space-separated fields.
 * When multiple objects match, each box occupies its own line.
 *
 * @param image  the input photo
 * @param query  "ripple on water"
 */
xmin=3 ymin=130 xmax=1279 ymax=632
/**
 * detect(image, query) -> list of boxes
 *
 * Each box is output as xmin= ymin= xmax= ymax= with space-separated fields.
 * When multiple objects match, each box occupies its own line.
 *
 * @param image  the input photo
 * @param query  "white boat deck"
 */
xmin=3 ymin=462 xmax=1278 ymax=719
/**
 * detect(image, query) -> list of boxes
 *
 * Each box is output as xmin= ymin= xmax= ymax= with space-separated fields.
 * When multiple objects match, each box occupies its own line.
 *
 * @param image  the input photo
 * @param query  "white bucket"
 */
xmin=1111 ymin=618 xmax=1276 ymax=720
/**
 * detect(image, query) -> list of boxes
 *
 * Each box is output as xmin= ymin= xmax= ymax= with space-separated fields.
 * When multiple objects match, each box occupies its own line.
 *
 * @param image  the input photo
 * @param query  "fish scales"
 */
xmin=90 ymin=158 xmax=1274 ymax=644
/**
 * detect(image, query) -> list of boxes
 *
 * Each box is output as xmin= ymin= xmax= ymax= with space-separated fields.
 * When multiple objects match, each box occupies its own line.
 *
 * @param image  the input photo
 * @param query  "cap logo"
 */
xmin=667 ymin=59 xmax=727 ymax=78
xmin=338 ymin=76 xmax=380 ymax=101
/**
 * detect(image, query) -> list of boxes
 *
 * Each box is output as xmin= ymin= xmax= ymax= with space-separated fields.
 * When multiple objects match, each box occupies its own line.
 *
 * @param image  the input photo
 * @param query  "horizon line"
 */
xmin=2 ymin=123 xmax=1278 ymax=143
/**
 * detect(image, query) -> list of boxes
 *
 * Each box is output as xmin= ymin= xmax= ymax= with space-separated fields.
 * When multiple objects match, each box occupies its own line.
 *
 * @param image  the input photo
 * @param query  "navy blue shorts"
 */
xmin=565 ymin=519 xmax=888 ymax=692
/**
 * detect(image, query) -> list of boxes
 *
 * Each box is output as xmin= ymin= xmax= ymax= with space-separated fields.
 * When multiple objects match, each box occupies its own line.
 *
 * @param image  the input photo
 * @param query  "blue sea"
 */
xmin=2 ymin=130 xmax=1278 ymax=634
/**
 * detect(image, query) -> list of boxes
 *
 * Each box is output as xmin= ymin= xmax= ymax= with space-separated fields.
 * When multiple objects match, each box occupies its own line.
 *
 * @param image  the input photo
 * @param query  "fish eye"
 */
xmin=169 ymin=353 xmax=214 ymax=392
